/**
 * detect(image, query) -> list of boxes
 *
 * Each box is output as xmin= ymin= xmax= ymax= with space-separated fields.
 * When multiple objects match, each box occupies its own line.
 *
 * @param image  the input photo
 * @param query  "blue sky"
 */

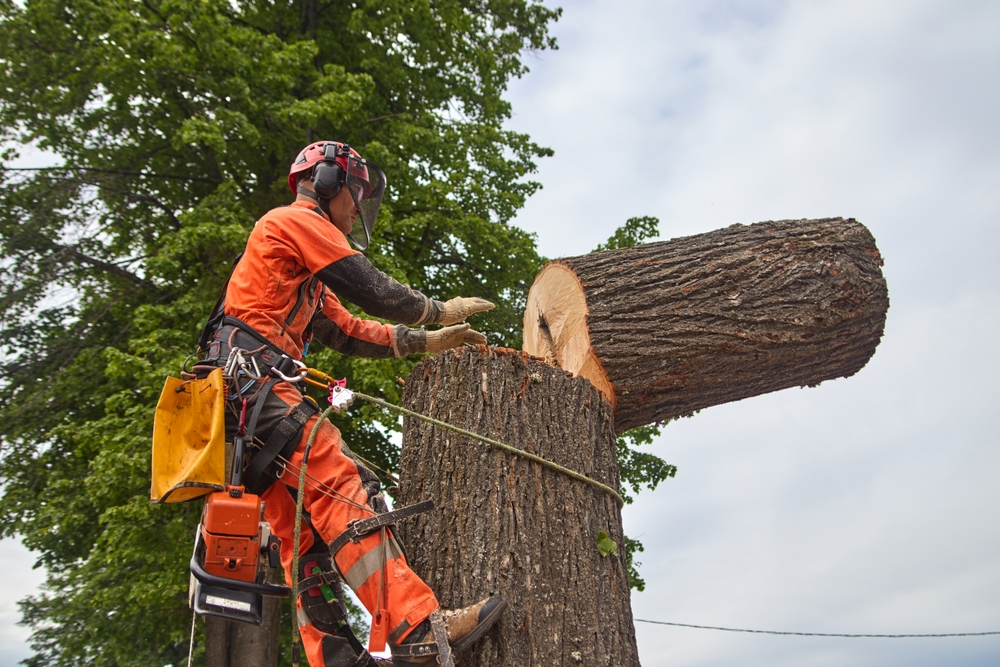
xmin=2 ymin=1 xmax=999 ymax=665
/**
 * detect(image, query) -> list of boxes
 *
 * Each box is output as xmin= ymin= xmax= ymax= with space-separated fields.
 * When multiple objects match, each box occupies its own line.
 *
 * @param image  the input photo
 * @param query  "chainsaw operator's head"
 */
xmin=288 ymin=141 xmax=386 ymax=250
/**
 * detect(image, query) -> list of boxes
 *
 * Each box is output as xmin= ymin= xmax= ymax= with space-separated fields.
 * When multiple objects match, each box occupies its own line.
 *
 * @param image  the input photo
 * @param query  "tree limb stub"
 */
xmin=523 ymin=218 xmax=889 ymax=432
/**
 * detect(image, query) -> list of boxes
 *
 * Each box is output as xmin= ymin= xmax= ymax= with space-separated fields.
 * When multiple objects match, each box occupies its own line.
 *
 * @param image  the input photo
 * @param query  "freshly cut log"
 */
xmin=523 ymin=218 xmax=889 ymax=432
xmin=397 ymin=346 xmax=640 ymax=667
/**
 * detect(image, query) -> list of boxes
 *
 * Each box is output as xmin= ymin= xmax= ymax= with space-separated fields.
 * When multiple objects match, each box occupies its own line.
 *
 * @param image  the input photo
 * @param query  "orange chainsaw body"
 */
xmin=201 ymin=487 xmax=263 ymax=583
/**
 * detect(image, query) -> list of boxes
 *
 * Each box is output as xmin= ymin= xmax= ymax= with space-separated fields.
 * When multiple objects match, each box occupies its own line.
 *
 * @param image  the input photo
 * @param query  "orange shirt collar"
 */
xmin=290 ymin=198 xmax=330 ymax=222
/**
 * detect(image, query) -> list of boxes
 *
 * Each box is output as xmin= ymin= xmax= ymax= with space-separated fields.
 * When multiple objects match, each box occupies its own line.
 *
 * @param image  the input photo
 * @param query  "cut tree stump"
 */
xmin=397 ymin=346 xmax=640 ymax=667
xmin=523 ymin=217 xmax=889 ymax=432
xmin=204 ymin=595 xmax=281 ymax=667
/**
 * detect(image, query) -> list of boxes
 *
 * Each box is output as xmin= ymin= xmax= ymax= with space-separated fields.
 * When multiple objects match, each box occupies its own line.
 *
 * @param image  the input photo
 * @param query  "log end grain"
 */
xmin=524 ymin=218 xmax=890 ymax=433
xmin=522 ymin=262 xmax=617 ymax=405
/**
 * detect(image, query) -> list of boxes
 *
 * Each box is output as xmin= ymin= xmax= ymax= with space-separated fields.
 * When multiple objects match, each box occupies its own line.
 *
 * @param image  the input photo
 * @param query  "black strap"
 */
xmin=390 ymin=643 xmax=440 ymax=659
xmin=197 ymin=252 xmax=244 ymax=353
xmin=243 ymin=399 xmax=317 ymax=495
xmin=295 ymin=570 xmax=340 ymax=597
xmin=388 ymin=613 xmax=452 ymax=665
xmin=328 ymin=500 xmax=434 ymax=556
xmin=243 ymin=378 xmax=279 ymax=446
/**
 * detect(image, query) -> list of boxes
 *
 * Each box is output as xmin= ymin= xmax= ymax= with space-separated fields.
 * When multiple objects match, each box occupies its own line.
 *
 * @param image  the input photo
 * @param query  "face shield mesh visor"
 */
xmin=345 ymin=157 xmax=386 ymax=251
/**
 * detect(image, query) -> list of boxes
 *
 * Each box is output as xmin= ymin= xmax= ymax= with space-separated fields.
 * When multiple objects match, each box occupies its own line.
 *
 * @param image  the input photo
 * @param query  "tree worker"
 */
xmin=197 ymin=140 xmax=506 ymax=666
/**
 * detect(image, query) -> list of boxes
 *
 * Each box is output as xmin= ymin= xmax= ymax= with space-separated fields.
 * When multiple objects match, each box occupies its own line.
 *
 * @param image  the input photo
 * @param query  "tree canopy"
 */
xmin=0 ymin=1 xmax=671 ymax=664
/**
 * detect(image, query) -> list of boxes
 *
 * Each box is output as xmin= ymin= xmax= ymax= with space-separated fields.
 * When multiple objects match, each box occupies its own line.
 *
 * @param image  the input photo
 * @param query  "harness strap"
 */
xmin=430 ymin=610 xmax=454 ymax=667
xmin=244 ymin=378 xmax=279 ymax=445
xmin=389 ymin=613 xmax=453 ymax=665
xmin=295 ymin=570 xmax=340 ymax=597
xmin=197 ymin=253 xmax=243 ymax=353
xmin=328 ymin=500 xmax=434 ymax=557
xmin=243 ymin=399 xmax=318 ymax=495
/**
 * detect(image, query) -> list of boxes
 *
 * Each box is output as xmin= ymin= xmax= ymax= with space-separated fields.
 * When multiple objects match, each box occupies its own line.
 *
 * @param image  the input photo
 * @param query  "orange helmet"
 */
xmin=288 ymin=141 xmax=386 ymax=250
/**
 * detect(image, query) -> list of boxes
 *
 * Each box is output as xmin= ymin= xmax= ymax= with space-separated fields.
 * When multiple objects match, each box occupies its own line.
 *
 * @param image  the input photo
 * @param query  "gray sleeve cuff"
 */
xmin=391 ymin=325 xmax=428 ymax=357
xmin=415 ymin=299 xmax=445 ymax=326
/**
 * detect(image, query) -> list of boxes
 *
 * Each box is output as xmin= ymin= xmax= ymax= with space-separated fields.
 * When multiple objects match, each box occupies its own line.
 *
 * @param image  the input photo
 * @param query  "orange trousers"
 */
xmin=259 ymin=384 xmax=438 ymax=665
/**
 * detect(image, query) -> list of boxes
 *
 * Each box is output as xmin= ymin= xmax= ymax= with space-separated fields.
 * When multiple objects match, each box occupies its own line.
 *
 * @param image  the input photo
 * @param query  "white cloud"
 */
xmin=0 ymin=539 xmax=43 ymax=667
xmin=507 ymin=0 xmax=1000 ymax=664
xmin=3 ymin=1 xmax=998 ymax=665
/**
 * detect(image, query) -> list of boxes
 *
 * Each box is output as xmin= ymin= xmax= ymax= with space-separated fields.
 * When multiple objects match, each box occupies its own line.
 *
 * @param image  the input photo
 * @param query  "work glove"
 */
xmin=437 ymin=296 xmax=495 ymax=326
xmin=425 ymin=323 xmax=487 ymax=354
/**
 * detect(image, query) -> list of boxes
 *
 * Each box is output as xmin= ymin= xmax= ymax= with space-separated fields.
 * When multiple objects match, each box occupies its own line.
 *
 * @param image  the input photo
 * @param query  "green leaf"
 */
xmin=0 ymin=0 xmax=561 ymax=663
xmin=592 ymin=215 xmax=661 ymax=252
xmin=597 ymin=530 xmax=618 ymax=558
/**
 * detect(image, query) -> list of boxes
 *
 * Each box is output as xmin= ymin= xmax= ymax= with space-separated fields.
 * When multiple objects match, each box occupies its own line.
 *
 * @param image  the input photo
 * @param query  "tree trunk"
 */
xmin=203 ymin=583 xmax=282 ymax=667
xmin=523 ymin=217 xmax=889 ymax=432
xmin=397 ymin=347 xmax=640 ymax=667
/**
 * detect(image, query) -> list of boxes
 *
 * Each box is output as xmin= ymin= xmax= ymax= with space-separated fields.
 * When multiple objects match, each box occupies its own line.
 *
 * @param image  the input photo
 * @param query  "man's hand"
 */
xmin=438 ymin=296 xmax=495 ymax=325
xmin=426 ymin=323 xmax=487 ymax=353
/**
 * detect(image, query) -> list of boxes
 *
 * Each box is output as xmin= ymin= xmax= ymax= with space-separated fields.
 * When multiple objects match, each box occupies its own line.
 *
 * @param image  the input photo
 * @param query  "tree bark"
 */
xmin=397 ymin=346 xmax=640 ymax=667
xmin=523 ymin=217 xmax=889 ymax=432
xmin=203 ymin=580 xmax=282 ymax=667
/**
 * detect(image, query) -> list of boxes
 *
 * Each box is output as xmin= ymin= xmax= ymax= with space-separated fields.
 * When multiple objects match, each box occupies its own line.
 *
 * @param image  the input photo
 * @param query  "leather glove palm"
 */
xmin=437 ymin=297 xmax=494 ymax=326
xmin=426 ymin=323 xmax=487 ymax=354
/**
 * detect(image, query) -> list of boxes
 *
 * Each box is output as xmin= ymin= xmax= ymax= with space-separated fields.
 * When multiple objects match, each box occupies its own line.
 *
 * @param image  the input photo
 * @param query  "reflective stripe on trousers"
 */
xmin=258 ymin=383 xmax=438 ymax=666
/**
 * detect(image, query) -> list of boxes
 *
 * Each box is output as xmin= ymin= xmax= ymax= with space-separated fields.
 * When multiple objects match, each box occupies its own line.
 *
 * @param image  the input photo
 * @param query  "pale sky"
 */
xmin=503 ymin=0 xmax=1000 ymax=665
xmin=2 ymin=1 xmax=999 ymax=666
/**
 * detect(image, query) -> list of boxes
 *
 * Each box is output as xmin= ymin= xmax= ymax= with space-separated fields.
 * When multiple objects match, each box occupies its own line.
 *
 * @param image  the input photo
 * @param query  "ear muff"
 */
xmin=311 ymin=160 xmax=343 ymax=199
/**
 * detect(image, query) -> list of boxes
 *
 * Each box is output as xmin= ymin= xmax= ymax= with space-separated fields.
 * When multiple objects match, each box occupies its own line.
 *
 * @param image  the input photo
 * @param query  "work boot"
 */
xmin=390 ymin=595 xmax=507 ymax=665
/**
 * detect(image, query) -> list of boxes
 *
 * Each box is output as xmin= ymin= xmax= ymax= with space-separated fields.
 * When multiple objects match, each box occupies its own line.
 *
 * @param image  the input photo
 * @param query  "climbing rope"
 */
xmin=351 ymin=390 xmax=625 ymax=506
xmin=290 ymin=405 xmax=337 ymax=667
xmin=300 ymin=367 xmax=624 ymax=506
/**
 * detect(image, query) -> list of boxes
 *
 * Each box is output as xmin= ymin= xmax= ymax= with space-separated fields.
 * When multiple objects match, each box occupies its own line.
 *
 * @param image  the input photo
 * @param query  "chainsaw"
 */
xmin=188 ymin=432 xmax=290 ymax=625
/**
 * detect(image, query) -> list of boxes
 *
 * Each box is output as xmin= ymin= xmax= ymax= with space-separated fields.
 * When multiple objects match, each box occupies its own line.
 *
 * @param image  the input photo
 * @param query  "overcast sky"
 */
xmin=2 ymin=1 xmax=999 ymax=665
xmin=502 ymin=0 xmax=1000 ymax=665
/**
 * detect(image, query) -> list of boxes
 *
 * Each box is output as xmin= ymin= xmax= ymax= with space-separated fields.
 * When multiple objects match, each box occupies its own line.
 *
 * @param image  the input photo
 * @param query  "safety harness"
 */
xmin=195 ymin=312 xmax=445 ymax=664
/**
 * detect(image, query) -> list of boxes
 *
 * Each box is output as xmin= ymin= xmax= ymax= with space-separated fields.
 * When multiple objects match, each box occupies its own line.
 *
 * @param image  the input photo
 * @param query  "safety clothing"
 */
xmin=239 ymin=380 xmax=438 ymax=663
xmin=425 ymin=323 xmax=487 ymax=354
xmin=223 ymin=201 xmax=435 ymax=359
xmin=391 ymin=595 xmax=508 ymax=665
xmin=192 ymin=146 xmax=505 ymax=665
xmin=436 ymin=296 xmax=495 ymax=326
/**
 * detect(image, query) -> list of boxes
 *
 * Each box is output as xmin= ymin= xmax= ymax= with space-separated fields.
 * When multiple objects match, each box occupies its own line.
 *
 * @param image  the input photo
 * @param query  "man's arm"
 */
xmin=315 ymin=254 xmax=442 ymax=325
xmin=312 ymin=291 xmax=486 ymax=358
xmin=315 ymin=254 xmax=494 ymax=326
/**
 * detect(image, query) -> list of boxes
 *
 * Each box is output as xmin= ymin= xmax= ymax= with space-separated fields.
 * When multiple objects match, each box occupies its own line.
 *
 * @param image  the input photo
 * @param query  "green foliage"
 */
xmin=592 ymin=215 xmax=660 ymax=252
xmin=615 ymin=424 xmax=677 ymax=505
xmin=622 ymin=535 xmax=645 ymax=592
xmin=0 ymin=0 xmax=559 ymax=664
xmin=596 ymin=530 xmax=617 ymax=558
xmin=592 ymin=217 xmax=677 ymax=591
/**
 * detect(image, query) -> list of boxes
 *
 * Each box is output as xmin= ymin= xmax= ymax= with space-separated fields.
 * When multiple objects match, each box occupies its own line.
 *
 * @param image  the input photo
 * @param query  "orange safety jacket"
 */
xmin=223 ymin=200 xmax=442 ymax=358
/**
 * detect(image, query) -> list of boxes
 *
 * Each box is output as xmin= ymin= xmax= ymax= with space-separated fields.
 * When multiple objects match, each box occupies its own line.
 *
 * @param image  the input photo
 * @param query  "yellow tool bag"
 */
xmin=151 ymin=368 xmax=227 ymax=503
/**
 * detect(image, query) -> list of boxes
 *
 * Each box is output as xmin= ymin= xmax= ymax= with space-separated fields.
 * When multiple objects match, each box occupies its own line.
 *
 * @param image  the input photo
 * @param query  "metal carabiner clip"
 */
xmin=271 ymin=356 xmax=309 ymax=383
xmin=223 ymin=348 xmax=242 ymax=378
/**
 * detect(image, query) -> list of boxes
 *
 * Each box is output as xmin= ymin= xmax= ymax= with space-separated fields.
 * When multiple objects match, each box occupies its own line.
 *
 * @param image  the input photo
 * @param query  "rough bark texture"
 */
xmin=203 ymin=581 xmax=282 ymax=667
xmin=524 ymin=217 xmax=889 ymax=432
xmin=397 ymin=346 xmax=639 ymax=667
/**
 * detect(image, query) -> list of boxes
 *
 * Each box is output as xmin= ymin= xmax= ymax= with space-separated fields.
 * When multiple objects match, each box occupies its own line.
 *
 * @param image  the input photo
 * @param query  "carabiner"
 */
xmin=271 ymin=357 xmax=309 ymax=383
